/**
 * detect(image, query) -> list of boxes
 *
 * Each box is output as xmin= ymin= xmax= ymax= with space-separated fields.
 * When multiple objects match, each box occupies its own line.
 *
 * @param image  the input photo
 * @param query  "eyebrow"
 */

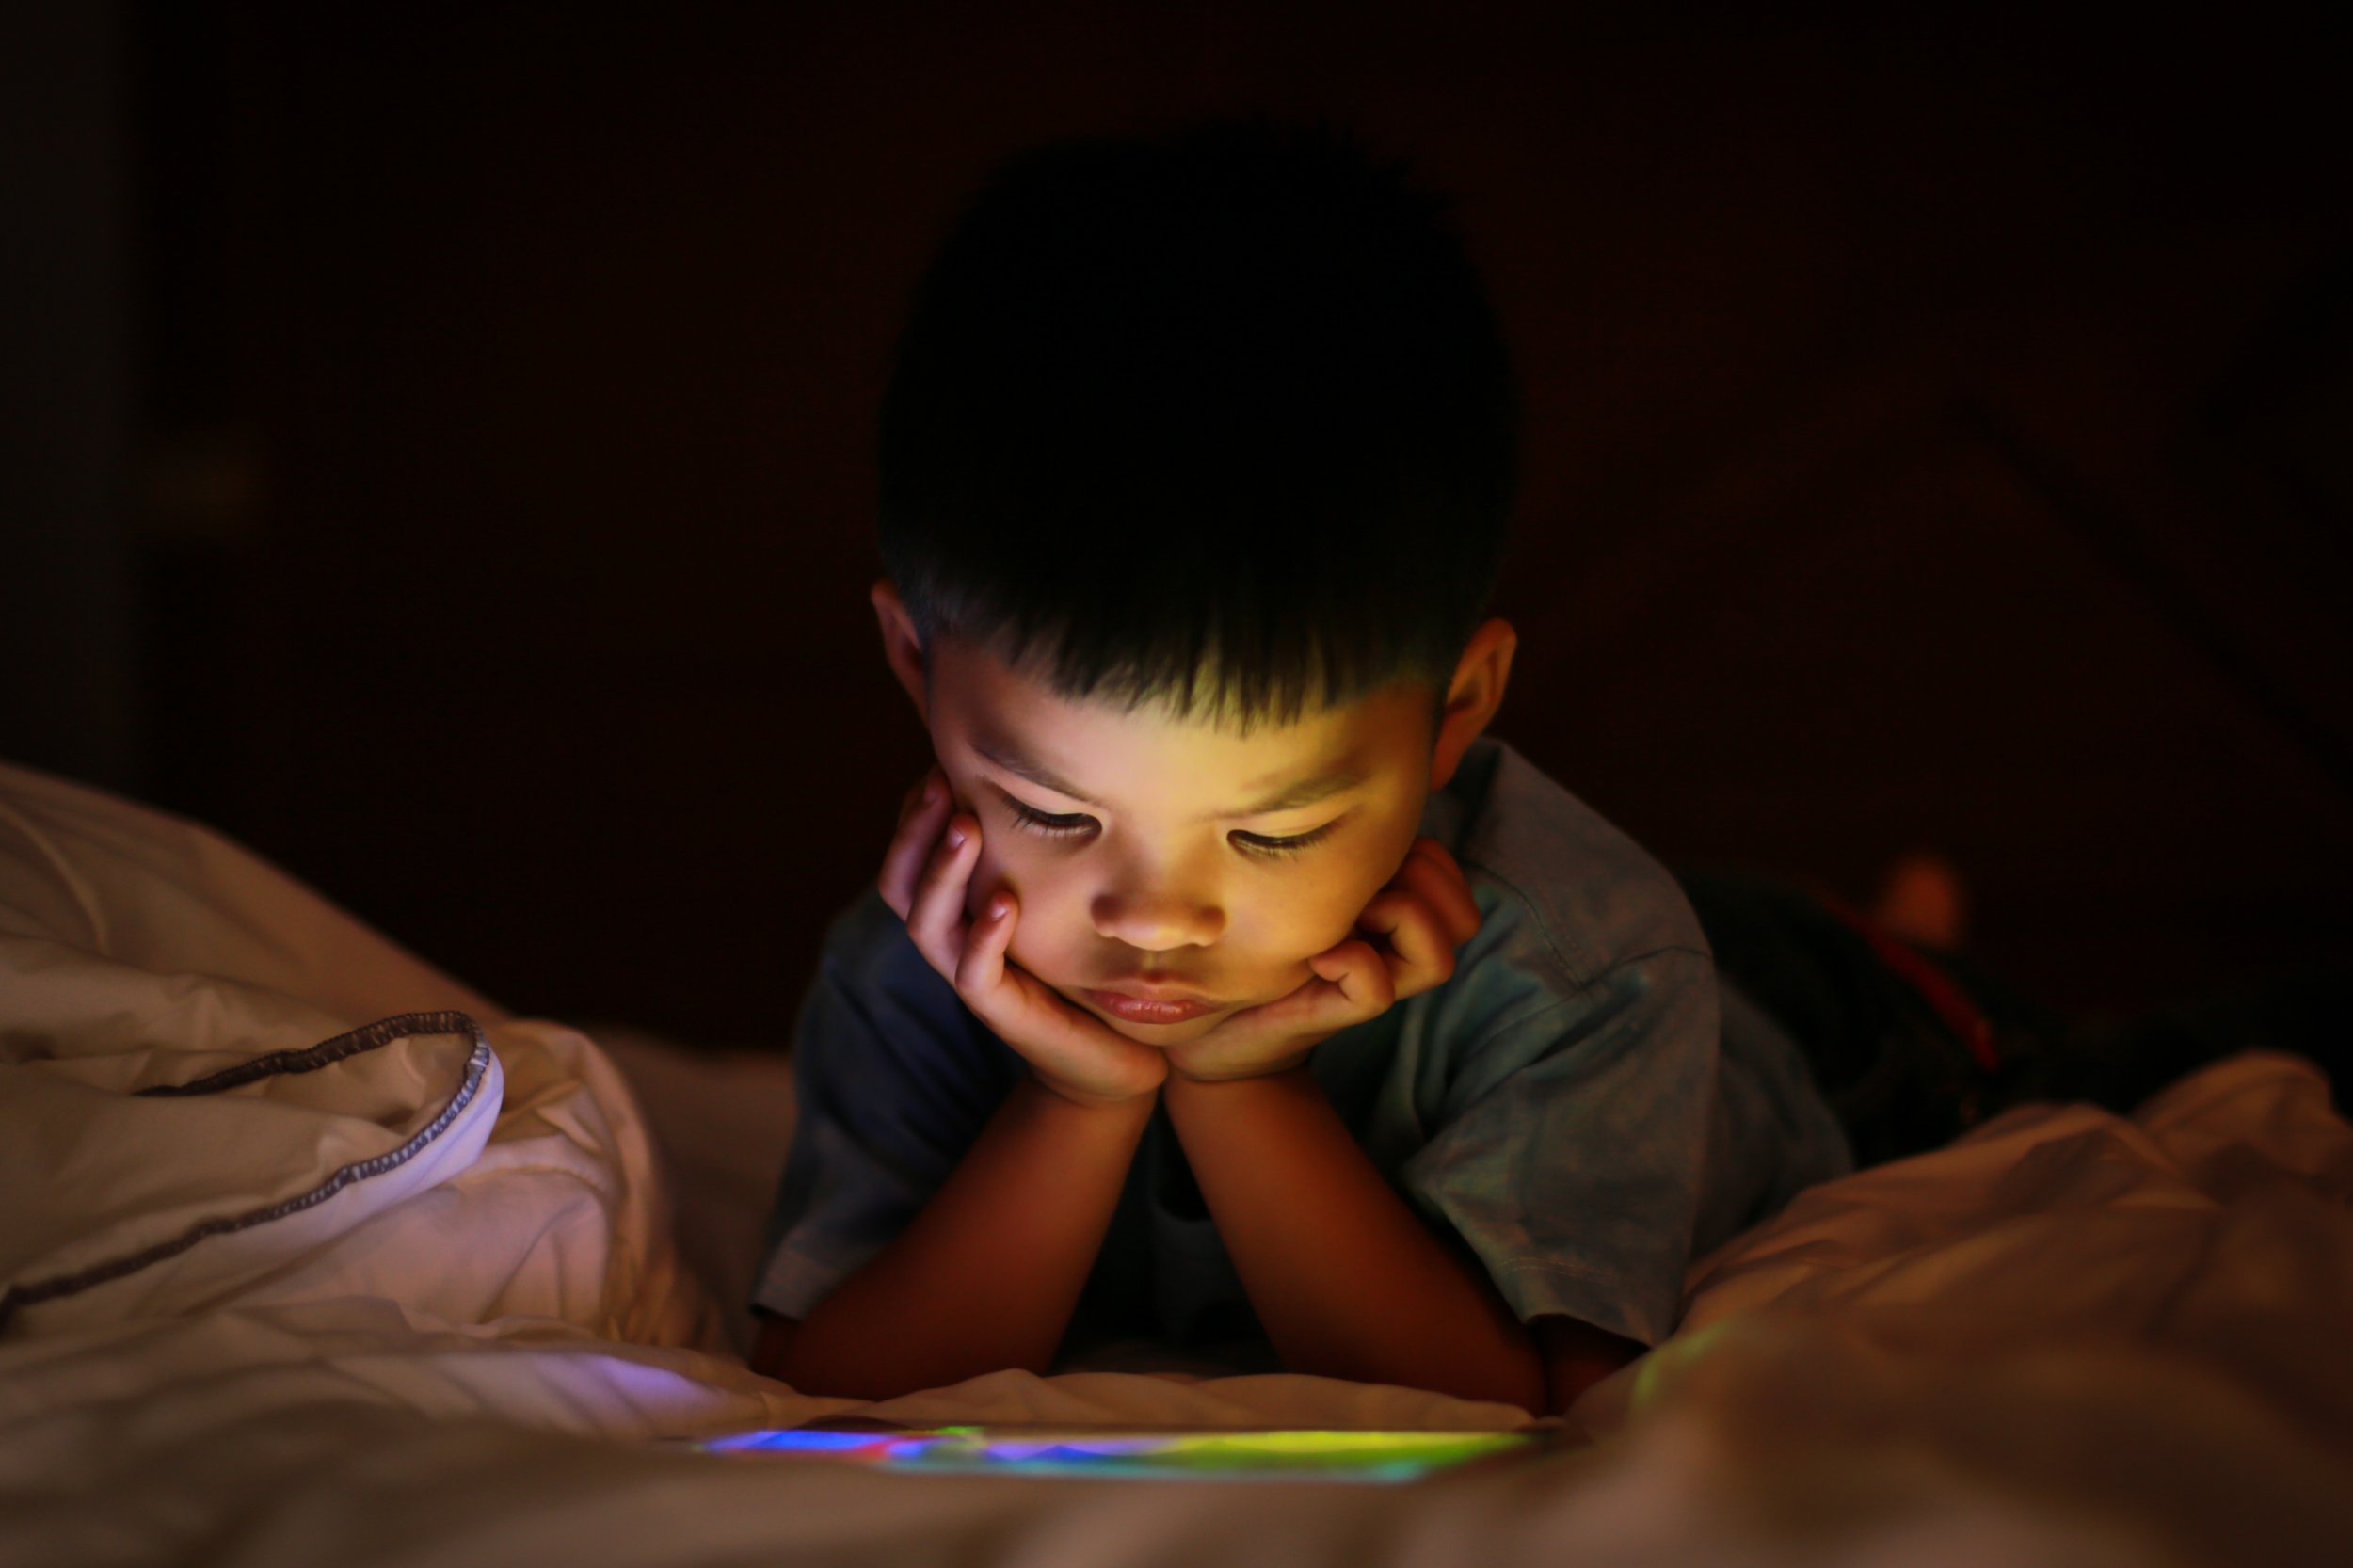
xmin=968 ymin=733 xmax=1372 ymax=820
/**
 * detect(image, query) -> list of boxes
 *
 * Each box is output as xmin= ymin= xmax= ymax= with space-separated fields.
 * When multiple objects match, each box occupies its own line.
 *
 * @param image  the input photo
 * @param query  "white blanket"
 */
xmin=3 ymin=758 xmax=2348 ymax=1566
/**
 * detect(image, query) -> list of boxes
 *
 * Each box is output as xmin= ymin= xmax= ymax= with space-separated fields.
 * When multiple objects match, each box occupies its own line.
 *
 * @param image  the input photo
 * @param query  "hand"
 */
xmin=879 ymin=770 xmax=1168 ymax=1109
xmin=1163 ymin=838 xmax=1482 ymax=1084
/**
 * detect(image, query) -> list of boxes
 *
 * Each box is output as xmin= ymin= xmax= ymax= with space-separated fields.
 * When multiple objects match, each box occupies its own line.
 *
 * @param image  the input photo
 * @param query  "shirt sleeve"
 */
xmin=751 ymin=892 xmax=1022 ymax=1321
xmin=1396 ymin=942 xmax=1720 ymax=1350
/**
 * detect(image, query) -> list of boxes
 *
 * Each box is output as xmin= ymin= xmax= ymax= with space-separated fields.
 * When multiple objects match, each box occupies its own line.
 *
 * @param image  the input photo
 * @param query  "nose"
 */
xmin=1090 ymin=866 xmax=1225 ymax=952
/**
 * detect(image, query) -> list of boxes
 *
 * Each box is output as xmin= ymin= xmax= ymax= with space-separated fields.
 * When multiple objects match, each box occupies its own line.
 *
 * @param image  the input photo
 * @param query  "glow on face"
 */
xmin=922 ymin=635 xmax=1439 ymax=1045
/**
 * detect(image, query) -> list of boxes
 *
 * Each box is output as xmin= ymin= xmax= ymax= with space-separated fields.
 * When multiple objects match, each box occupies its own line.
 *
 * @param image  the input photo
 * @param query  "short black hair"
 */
xmin=878 ymin=118 xmax=1517 ymax=728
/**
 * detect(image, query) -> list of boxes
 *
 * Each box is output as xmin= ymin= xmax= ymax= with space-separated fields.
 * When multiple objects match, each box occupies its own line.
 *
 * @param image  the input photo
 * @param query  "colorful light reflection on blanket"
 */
xmin=698 ymin=1425 xmax=1537 ymax=1483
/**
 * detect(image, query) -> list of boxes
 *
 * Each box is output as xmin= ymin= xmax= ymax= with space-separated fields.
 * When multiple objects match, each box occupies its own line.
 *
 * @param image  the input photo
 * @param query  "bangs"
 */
xmin=901 ymin=541 xmax=1481 ymax=732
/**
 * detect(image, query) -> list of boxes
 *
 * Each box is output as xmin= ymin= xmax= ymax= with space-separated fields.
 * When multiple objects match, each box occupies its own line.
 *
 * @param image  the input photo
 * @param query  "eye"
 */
xmin=1230 ymin=821 xmax=1340 ymax=859
xmin=1003 ymin=796 xmax=1098 ymax=840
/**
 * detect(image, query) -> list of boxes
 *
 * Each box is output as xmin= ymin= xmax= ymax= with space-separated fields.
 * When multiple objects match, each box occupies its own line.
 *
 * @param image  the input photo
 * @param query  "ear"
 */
xmin=871 ymin=580 xmax=930 ymax=725
xmin=1431 ymin=618 xmax=1516 ymax=791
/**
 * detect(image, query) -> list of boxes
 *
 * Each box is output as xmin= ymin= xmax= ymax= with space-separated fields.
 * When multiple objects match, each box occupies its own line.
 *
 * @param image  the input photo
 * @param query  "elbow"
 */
xmin=1501 ymin=1351 xmax=1552 ymax=1417
xmin=748 ymin=1314 xmax=1053 ymax=1401
xmin=1329 ymin=1341 xmax=1549 ymax=1416
xmin=1414 ymin=1353 xmax=1546 ymax=1416
xmin=1470 ymin=1317 xmax=1553 ymax=1416
xmin=748 ymin=1315 xmax=805 ymax=1384
xmin=1533 ymin=1316 xmax=1645 ymax=1418
xmin=750 ymin=1331 xmax=894 ymax=1401
xmin=1540 ymin=1359 xmax=1607 ymax=1419
xmin=1440 ymin=1331 xmax=1549 ymax=1415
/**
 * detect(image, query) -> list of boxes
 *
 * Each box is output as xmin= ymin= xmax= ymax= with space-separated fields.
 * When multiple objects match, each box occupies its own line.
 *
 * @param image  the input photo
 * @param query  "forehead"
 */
xmin=926 ymin=635 xmax=1432 ymax=808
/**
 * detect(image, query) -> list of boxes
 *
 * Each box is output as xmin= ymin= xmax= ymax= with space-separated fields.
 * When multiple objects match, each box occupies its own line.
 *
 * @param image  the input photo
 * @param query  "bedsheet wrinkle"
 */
xmin=4 ymin=756 xmax=2351 ymax=1565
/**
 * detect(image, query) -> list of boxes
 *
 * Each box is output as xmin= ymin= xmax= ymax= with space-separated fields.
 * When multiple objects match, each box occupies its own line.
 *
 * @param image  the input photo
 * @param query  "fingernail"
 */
xmin=924 ymin=775 xmax=945 ymax=806
xmin=985 ymin=897 xmax=1009 ymax=921
xmin=946 ymin=825 xmax=967 ymax=850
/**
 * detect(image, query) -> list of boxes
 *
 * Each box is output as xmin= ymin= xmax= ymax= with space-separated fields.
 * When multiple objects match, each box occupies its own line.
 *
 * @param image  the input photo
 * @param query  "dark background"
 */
xmin=6 ymin=3 xmax=2349 ymax=1046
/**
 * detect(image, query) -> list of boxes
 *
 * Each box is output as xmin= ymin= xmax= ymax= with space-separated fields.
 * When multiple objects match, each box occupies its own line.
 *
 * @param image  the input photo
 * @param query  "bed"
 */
xmin=3 ymin=758 xmax=2348 ymax=1567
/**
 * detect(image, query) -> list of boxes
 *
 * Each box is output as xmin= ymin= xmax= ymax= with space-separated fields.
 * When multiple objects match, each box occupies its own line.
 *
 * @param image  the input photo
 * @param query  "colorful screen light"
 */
xmin=696 ymin=1425 xmax=1542 ymax=1483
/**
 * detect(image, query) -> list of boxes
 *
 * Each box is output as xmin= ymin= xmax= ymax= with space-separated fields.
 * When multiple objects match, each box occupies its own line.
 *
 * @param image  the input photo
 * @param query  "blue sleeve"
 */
xmin=1397 ymin=943 xmax=1719 ymax=1349
xmin=751 ymin=892 xmax=1022 ymax=1320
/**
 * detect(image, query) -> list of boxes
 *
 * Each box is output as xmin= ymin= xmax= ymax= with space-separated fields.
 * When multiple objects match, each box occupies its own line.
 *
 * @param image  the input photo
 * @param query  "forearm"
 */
xmin=1161 ymin=1066 xmax=1546 ymax=1412
xmin=760 ymin=1077 xmax=1152 ymax=1400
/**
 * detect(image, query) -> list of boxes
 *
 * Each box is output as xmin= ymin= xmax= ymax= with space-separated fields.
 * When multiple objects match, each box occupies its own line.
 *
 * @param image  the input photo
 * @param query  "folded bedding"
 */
xmin=3 ymin=757 xmax=2349 ymax=1567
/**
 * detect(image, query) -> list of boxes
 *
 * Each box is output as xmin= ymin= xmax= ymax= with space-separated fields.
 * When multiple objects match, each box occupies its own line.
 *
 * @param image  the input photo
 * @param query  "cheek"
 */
xmin=1278 ymin=828 xmax=1418 ymax=952
xmin=953 ymin=796 xmax=1045 ymax=919
xmin=965 ymin=836 xmax=1017 ymax=921
xmin=968 ymin=839 xmax=1080 ymax=952
xmin=1236 ymin=868 xmax=1385 ymax=969
xmin=1307 ymin=878 xmax=1384 ymax=949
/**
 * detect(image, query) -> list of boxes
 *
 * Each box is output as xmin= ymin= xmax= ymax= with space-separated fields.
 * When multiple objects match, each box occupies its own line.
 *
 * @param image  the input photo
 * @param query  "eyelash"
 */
xmin=1000 ymin=798 xmax=1337 ymax=859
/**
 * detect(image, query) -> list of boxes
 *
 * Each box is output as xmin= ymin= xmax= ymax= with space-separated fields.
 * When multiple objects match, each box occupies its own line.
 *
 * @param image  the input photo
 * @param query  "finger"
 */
xmin=895 ymin=767 xmax=945 ymax=827
xmin=1391 ymin=840 xmax=1481 ymax=951
xmin=1356 ymin=889 xmax=1457 ymax=1000
xmin=1411 ymin=835 xmax=1463 ymax=876
xmin=904 ymin=812 xmax=981 ymax=975
xmin=1307 ymin=938 xmax=1395 ymax=1017
xmin=1395 ymin=840 xmax=1482 ymax=947
xmin=953 ymin=887 xmax=1017 ymax=1002
xmin=952 ymin=907 xmax=1165 ymax=1103
xmin=878 ymin=772 xmax=952 ymax=919
xmin=1393 ymin=842 xmax=1468 ymax=918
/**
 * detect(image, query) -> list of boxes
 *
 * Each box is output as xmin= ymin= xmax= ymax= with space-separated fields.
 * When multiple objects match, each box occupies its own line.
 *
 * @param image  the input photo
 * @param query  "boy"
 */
xmin=747 ymin=120 xmax=1854 ymax=1413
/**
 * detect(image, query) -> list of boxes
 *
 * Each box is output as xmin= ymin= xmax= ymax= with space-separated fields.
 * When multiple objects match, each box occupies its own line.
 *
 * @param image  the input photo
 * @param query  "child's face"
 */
xmin=920 ymin=634 xmax=1443 ymax=1045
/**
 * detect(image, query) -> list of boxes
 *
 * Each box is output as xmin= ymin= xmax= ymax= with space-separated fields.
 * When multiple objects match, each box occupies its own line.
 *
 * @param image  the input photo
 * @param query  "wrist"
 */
xmin=1023 ymin=1069 xmax=1160 ymax=1122
xmin=1162 ymin=1059 xmax=1318 ymax=1106
xmin=1164 ymin=1036 xmax=1324 ymax=1087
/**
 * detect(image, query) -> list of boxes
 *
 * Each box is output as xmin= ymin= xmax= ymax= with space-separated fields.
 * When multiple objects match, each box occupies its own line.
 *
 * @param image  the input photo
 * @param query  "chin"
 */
xmin=1094 ymin=1009 xmax=1232 ymax=1047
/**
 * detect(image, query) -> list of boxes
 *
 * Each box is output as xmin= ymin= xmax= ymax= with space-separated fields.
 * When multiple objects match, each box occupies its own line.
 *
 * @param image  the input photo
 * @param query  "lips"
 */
xmin=1080 ymin=986 xmax=1221 ymax=1027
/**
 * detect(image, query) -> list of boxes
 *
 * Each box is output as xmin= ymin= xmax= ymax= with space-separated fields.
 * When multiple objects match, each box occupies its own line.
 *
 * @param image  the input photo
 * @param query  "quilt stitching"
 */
xmin=0 ymin=1010 xmax=492 ymax=1330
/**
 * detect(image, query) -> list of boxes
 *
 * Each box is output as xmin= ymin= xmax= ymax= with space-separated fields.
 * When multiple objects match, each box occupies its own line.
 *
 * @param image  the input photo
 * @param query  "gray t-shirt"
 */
xmin=753 ymin=738 xmax=1852 ymax=1352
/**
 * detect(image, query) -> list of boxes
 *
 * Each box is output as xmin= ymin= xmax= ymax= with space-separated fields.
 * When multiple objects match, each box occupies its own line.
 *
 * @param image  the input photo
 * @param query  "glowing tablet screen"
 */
xmin=696 ymin=1425 xmax=1541 ymax=1483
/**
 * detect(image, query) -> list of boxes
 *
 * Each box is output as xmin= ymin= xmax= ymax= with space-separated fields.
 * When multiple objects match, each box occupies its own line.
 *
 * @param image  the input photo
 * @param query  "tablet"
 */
xmin=684 ymin=1422 xmax=1556 ymax=1483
